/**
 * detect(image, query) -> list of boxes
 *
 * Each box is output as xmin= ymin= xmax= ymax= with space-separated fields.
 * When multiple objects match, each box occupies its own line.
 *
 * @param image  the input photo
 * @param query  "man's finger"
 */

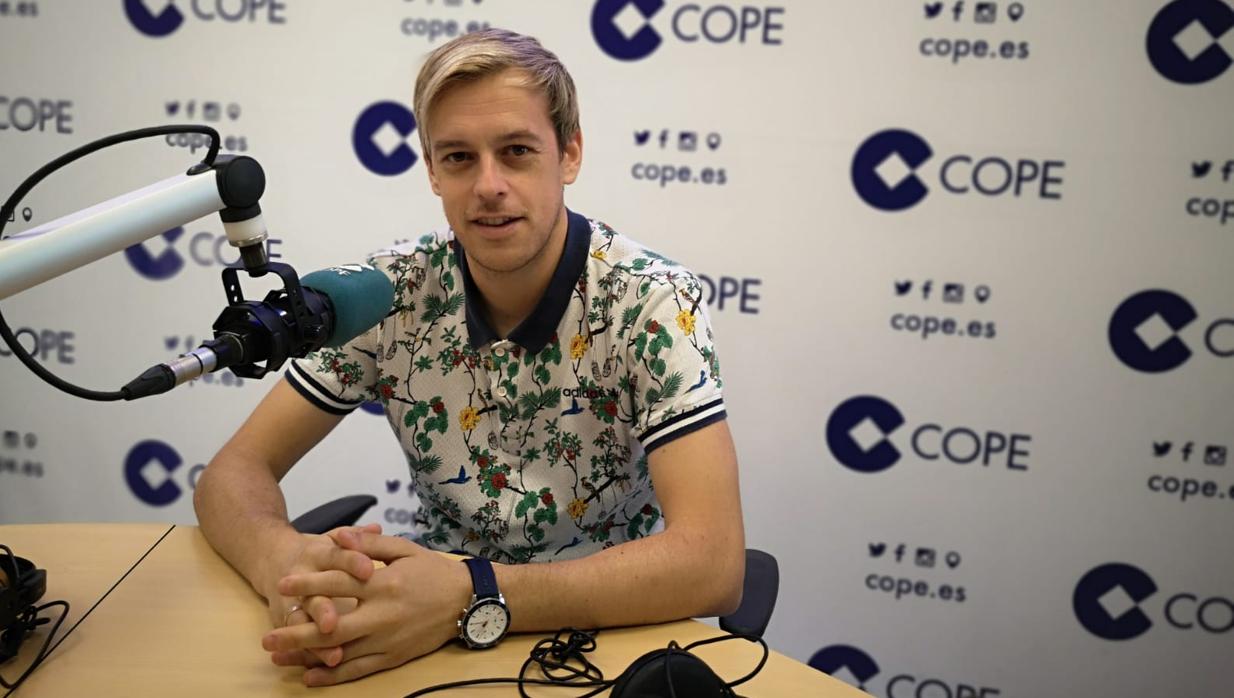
xmin=262 ymin=613 xmax=366 ymax=652
xmin=310 ymin=543 xmax=375 ymax=581
xmin=303 ymin=594 xmax=338 ymax=634
xmin=270 ymin=649 xmax=327 ymax=668
xmin=279 ymin=609 xmax=342 ymax=666
xmin=302 ymin=652 xmax=392 ymax=687
xmin=310 ymin=646 xmax=344 ymax=667
xmin=325 ymin=522 xmax=382 ymax=539
xmin=330 ymin=633 xmax=391 ymax=667
xmin=334 ymin=530 xmax=420 ymax=563
xmin=283 ymin=607 xmax=310 ymax=629
xmin=279 ymin=570 xmax=367 ymax=600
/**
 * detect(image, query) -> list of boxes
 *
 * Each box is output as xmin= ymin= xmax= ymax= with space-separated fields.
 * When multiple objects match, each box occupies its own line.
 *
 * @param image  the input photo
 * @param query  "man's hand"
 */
xmin=264 ymin=523 xmax=383 ymax=668
xmin=262 ymin=530 xmax=473 ymax=687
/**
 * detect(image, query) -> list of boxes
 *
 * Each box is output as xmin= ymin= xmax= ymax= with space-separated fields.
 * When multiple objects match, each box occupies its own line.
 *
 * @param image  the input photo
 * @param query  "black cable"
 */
xmin=664 ymin=640 xmax=682 ymax=698
xmin=402 ymin=628 xmax=771 ymax=698
xmin=0 ymin=125 xmax=220 ymax=401
xmin=682 ymin=633 xmax=770 ymax=690
xmin=404 ymin=628 xmax=613 ymax=698
xmin=0 ymin=599 xmax=70 ymax=693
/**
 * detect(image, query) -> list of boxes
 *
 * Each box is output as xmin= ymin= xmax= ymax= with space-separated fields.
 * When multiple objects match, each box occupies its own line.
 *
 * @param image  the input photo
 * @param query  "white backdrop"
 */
xmin=2 ymin=1 xmax=1232 ymax=695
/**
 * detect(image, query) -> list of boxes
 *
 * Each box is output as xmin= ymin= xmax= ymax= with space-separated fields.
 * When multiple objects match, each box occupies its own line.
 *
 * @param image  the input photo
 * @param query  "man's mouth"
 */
xmin=473 ymin=216 xmax=522 ymax=227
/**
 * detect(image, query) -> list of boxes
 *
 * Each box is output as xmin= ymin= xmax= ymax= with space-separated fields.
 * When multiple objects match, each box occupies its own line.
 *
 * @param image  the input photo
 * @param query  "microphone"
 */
xmin=122 ymin=263 xmax=394 ymax=400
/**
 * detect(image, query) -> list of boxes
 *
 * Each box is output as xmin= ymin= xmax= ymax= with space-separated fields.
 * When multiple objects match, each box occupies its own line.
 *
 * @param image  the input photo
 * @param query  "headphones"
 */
xmin=610 ymin=636 xmax=767 ymax=698
xmin=0 ymin=545 xmax=48 ymax=662
xmin=610 ymin=643 xmax=737 ymax=697
xmin=404 ymin=629 xmax=767 ymax=698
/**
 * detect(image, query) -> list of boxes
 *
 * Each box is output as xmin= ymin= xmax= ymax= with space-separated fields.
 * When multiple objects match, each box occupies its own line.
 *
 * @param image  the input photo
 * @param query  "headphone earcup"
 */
xmin=22 ymin=565 xmax=46 ymax=606
xmin=610 ymin=647 xmax=730 ymax=697
xmin=0 ymin=556 xmax=45 ymax=630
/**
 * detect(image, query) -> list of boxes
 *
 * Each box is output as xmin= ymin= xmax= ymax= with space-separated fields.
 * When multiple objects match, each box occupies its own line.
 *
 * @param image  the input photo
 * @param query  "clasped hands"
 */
xmin=262 ymin=524 xmax=472 ymax=687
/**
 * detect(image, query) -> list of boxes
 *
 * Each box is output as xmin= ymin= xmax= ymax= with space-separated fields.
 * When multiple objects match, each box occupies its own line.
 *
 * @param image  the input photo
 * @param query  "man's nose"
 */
xmin=473 ymin=155 xmax=508 ymax=199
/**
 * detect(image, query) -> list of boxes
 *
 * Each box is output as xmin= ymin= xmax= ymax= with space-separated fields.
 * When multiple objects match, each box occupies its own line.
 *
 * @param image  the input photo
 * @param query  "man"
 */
xmin=194 ymin=28 xmax=744 ymax=687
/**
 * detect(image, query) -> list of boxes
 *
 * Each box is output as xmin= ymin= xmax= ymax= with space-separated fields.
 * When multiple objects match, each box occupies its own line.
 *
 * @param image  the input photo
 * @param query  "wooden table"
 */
xmin=0 ymin=524 xmax=863 ymax=696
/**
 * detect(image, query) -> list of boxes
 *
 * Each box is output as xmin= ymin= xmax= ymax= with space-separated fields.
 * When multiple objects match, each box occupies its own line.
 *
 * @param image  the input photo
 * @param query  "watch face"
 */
xmin=464 ymin=599 xmax=509 ymax=647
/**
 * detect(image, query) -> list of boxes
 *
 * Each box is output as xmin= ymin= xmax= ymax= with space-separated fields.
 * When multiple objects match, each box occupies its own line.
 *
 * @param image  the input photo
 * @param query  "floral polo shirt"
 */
xmin=285 ymin=210 xmax=725 ymax=564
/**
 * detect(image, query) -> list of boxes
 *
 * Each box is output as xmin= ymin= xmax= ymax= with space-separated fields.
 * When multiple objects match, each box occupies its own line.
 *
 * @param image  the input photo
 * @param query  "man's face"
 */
xmin=425 ymin=68 xmax=582 ymax=276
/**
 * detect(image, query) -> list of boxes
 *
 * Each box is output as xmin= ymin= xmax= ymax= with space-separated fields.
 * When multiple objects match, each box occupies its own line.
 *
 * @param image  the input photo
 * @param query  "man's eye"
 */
xmin=508 ymin=145 xmax=530 ymax=157
xmin=443 ymin=152 xmax=469 ymax=164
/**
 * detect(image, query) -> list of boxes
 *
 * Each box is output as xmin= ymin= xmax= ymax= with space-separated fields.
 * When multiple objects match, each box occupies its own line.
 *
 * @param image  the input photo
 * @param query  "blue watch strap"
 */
xmin=463 ymin=557 xmax=500 ymax=600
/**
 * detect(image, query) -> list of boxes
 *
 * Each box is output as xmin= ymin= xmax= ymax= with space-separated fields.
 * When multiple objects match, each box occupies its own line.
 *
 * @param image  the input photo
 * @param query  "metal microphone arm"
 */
xmin=0 ymin=154 xmax=269 ymax=301
xmin=0 ymin=126 xmax=292 ymax=402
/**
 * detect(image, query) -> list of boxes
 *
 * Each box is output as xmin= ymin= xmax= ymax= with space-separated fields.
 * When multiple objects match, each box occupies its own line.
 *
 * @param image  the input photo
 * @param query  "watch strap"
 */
xmin=463 ymin=557 xmax=500 ymax=600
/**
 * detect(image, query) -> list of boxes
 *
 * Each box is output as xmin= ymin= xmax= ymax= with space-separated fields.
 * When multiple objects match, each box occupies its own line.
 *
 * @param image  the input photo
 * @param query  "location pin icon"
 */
xmin=974 ymin=285 xmax=991 ymax=303
xmin=1007 ymin=3 xmax=1024 ymax=21
xmin=945 ymin=551 xmax=961 ymax=569
xmin=706 ymin=132 xmax=722 ymax=150
xmin=21 ymin=207 xmax=32 ymax=222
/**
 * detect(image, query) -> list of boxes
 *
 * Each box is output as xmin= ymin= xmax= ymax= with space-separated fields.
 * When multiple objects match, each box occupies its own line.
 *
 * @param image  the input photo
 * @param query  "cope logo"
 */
xmin=0 ymin=96 xmax=73 ymax=134
xmin=125 ymin=226 xmax=187 ymax=279
xmin=1108 ymin=289 xmax=1233 ymax=373
xmin=125 ymin=0 xmax=184 ymax=37
xmin=809 ymin=645 xmax=880 ymax=691
xmin=1146 ymin=0 xmax=1234 ymax=85
xmin=124 ymin=439 xmax=205 ymax=506
xmin=124 ymin=226 xmax=282 ymax=280
xmin=590 ymin=0 xmax=785 ymax=61
xmin=810 ymin=644 xmax=1002 ymax=697
xmin=1074 ymin=562 xmax=1234 ymax=640
xmin=353 ymin=102 xmax=419 ymax=176
xmin=826 ymin=395 xmax=1030 ymax=474
xmin=851 ymin=128 xmax=1064 ymax=212
xmin=0 ymin=327 xmax=76 ymax=365
xmin=125 ymin=0 xmax=287 ymax=38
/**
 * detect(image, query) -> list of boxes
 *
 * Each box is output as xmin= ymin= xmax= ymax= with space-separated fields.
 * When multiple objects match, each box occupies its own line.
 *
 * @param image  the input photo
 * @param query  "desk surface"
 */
xmin=0 ymin=522 xmax=173 ymax=693
xmin=1 ymin=524 xmax=862 ymax=697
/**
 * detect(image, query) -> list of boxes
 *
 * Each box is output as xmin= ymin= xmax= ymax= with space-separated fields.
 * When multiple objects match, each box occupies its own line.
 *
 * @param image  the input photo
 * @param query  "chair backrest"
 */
xmin=290 ymin=495 xmax=378 ymax=535
xmin=719 ymin=548 xmax=779 ymax=639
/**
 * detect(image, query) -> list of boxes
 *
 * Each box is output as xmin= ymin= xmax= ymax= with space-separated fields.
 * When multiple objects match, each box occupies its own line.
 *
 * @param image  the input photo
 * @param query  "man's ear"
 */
xmin=561 ymin=129 xmax=583 ymax=186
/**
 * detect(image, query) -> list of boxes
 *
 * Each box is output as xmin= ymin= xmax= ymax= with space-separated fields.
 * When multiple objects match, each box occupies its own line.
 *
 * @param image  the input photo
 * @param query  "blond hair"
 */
xmin=413 ymin=29 xmax=580 ymax=159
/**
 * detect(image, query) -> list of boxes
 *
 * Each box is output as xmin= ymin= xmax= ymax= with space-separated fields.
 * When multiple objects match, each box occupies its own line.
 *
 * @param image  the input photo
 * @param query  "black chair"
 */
xmin=719 ymin=548 xmax=779 ymax=639
xmin=289 ymin=494 xmax=378 ymax=535
xmin=290 ymin=497 xmax=779 ymax=638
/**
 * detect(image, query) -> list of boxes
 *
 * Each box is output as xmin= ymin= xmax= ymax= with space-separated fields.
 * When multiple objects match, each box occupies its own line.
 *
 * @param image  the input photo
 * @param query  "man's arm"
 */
xmin=193 ymin=380 xmax=375 ymax=613
xmin=497 ymin=418 xmax=746 ymax=630
xmin=263 ymin=418 xmax=745 ymax=686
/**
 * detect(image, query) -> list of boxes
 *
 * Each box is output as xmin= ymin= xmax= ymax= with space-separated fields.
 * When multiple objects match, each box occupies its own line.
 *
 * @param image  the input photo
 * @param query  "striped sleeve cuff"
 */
xmin=286 ymin=362 xmax=364 ymax=416
xmin=638 ymin=397 xmax=727 ymax=454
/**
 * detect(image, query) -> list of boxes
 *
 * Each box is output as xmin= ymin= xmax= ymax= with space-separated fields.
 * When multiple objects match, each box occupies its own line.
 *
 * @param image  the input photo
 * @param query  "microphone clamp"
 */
xmin=121 ymin=261 xmax=331 ymax=400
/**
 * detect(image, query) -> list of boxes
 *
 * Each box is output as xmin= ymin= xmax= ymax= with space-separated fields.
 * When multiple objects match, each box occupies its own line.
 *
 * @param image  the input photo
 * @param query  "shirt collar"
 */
xmin=454 ymin=209 xmax=592 ymax=354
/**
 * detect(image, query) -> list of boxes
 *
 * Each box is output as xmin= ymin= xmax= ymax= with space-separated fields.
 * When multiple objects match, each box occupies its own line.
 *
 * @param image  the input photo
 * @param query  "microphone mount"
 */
xmin=120 ymin=260 xmax=332 ymax=400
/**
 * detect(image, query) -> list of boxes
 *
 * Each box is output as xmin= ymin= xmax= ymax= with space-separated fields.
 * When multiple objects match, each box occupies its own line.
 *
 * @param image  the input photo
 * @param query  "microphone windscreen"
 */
xmin=301 ymin=264 xmax=395 ymax=347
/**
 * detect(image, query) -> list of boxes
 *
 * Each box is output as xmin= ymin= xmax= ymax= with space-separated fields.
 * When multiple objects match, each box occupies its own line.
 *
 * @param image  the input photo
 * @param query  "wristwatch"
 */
xmin=458 ymin=557 xmax=510 ymax=649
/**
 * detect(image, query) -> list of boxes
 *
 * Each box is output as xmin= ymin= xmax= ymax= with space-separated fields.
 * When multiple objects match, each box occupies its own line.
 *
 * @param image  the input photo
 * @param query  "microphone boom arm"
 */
xmin=0 ymin=153 xmax=270 ymax=302
xmin=0 ymin=126 xmax=303 ymax=402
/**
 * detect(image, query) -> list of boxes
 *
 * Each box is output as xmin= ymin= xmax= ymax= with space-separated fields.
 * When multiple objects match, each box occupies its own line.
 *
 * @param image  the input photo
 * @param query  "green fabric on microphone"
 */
xmin=300 ymin=265 xmax=394 ymax=347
